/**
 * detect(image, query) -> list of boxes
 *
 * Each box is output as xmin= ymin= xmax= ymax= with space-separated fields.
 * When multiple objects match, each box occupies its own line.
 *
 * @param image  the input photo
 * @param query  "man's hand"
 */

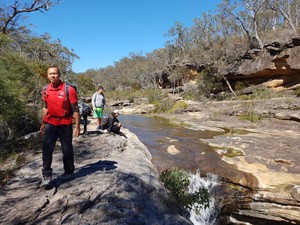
xmin=74 ymin=126 xmax=80 ymax=137
xmin=39 ymin=123 xmax=46 ymax=134
xmin=73 ymin=111 xmax=80 ymax=137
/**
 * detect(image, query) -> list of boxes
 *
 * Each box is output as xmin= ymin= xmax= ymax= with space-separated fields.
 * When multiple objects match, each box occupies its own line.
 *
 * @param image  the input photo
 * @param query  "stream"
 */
xmin=119 ymin=114 xmax=223 ymax=173
xmin=119 ymin=114 xmax=224 ymax=225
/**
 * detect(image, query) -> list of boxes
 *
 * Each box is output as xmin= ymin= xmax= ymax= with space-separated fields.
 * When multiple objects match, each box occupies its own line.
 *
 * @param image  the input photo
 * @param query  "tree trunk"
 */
xmin=221 ymin=74 xmax=237 ymax=97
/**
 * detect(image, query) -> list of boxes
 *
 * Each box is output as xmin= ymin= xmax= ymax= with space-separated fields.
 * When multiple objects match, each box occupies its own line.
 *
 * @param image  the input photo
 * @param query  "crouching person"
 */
xmin=107 ymin=110 xmax=122 ymax=134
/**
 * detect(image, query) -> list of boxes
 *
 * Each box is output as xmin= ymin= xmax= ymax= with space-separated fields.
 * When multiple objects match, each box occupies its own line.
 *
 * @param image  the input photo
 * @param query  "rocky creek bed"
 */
xmin=0 ymin=124 xmax=192 ymax=225
xmin=1 ymin=96 xmax=300 ymax=225
xmin=153 ymin=97 xmax=300 ymax=224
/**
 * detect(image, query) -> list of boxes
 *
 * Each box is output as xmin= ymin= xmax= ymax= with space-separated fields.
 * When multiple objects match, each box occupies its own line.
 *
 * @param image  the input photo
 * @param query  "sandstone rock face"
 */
xmin=0 ymin=127 xmax=192 ymax=225
xmin=226 ymin=33 xmax=300 ymax=90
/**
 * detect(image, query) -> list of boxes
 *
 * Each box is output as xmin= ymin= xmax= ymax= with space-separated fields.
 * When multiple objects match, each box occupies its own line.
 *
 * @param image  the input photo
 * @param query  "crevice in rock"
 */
xmin=78 ymin=192 xmax=105 ymax=214
xmin=250 ymin=199 xmax=300 ymax=207
xmin=30 ymin=198 xmax=50 ymax=222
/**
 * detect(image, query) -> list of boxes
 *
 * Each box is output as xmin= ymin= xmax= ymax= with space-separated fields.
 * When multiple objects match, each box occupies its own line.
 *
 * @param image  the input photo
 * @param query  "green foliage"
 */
xmin=16 ymin=153 xmax=27 ymax=166
xmin=234 ymin=81 xmax=245 ymax=95
xmin=237 ymin=88 xmax=282 ymax=100
xmin=0 ymin=52 xmax=40 ymax=159
xmin=294 ymin=86 xmax=300 ymax=97
xmin=106 ymin=88 xmax=164 ymax=103
xmin=0 ymin=168 xmax=14 ymax=186
xmin=0 ymin=34 xmax=14 ymax=52
xmin=169 ymin=101 xmax=188 ymax=114
xmin=145 ymin=89 xmax=164 ymax=103
xmin=153 ymin=98 xmax=175 ymax=113
xmin=0 ymin=53 xmax=38 ymax=114
xmin=160 ymin=168 xmax=210 ymax=213
xmin=197 ymin=66 xmax=225 ymax=99
xmin=238 ymin=111 xmax=261 ymax=123
xmin=68 ymin=73 xmax=95 ymax=97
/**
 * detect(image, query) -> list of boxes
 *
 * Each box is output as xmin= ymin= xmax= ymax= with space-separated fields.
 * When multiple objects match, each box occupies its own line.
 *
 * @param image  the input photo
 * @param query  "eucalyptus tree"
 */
xmin=165 ymin=21 xmax=191 ymax=59
xmin=0 ymin=0 xmax=61 ymax=35
xmin=23 ymin=33 xmax=79 ymax=78
xmin=258 ymin=6 xmax=281 ymax=31
xmin=114 ymin=52 xmax=158 ymax=90
xmin=266 ymin=0 xmax=300 ymax=32
xmin=218 ymin=0 xmax=267 ymax=49
xmin=189 ymin=12 xmax=224 ymax=64
xmin=146 ymin=48 xmax=169 ymax=71
xmin=113 ymin=55 xmax=141 ymax=90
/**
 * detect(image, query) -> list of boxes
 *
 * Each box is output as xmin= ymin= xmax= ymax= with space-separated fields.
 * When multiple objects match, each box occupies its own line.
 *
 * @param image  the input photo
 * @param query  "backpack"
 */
xmin=82 ymin=104 xmax=92 ymax=116
xmin=65 ymin=82 xmax=78 ymax=99
xmin=43 ymin=82 xmax=78 ymax=117
xmin=101 ymin=116 xmax=110 ymax=129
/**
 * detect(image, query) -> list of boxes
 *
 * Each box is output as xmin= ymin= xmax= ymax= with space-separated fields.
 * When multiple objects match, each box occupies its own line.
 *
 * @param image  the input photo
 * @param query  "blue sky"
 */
xmin=27 ymin=0 xmax=221 ymax=73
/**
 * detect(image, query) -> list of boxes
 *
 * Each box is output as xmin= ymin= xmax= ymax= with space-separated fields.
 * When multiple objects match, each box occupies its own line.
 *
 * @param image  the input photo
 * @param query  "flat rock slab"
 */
xmin=0 ymin=127 xmax=192 ymax=225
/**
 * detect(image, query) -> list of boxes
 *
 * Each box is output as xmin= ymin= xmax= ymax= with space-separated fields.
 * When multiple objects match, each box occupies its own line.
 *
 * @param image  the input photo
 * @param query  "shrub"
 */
xmin=106 ymin=88 xmax=163 ymax=103
xmin=169 ymin=101 xmax=188 ymax=114
xmin=153 ymin=98 xmax=175 ymax=113
xmin=160 ymin=168 xmax=210 ymax=214
xmin=294 ymin=86 xmax=300 ymax=97
xmin=238 ymin=111 xmax=261 ymax=123
xmin=197 ymin=66 xmax=225 ymax=99
xmin=145 ymin=89 xmax=163 ymax=103
xmin=237 ymin=88 xmax=282 ymax=100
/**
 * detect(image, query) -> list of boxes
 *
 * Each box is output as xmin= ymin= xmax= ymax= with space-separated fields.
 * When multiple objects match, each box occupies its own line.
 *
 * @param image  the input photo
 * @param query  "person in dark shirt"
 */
xmin=107 ymin=110 xmax=122 ymax=134
xmin=79 ymin=100 xmax=92 ymax=134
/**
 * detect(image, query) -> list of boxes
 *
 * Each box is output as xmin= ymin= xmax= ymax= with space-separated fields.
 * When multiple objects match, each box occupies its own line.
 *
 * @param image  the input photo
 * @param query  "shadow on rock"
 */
xmin=50 ymin=160 xmax=117 ymax=190
xmin=82 ymin=130 xmax=103 ymax=135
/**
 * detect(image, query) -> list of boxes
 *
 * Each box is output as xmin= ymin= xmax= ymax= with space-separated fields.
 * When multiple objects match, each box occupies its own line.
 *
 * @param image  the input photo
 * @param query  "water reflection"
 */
xmin=119 ymin=114 xmax=223 ymax=173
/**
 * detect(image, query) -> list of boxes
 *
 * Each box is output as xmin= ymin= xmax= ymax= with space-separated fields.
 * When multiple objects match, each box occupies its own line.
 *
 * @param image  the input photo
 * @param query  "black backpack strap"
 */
xmin=64 ymin=83 xmax=71 ymax=116
xmin=65 ymin=83 xmax=70 ymax=99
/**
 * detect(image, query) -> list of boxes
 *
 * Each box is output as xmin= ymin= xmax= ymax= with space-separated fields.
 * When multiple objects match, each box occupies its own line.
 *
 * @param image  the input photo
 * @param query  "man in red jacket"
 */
xmin=39 ymin=65 xmax=80 ymax=187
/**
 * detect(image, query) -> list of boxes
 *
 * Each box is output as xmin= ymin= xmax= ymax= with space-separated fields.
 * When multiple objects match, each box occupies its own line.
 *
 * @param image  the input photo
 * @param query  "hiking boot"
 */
xmin=41 ymin=176 xmax=52 ymax=187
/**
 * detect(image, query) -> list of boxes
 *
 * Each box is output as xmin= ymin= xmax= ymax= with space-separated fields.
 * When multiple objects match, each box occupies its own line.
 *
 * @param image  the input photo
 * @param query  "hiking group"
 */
xmin=39 ymin=65 xmax=122 ymax=187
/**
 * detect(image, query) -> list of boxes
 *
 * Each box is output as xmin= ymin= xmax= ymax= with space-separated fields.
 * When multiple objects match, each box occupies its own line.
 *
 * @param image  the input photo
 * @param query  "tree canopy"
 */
xmin=1 ymin=0 xmax=300 ymax=153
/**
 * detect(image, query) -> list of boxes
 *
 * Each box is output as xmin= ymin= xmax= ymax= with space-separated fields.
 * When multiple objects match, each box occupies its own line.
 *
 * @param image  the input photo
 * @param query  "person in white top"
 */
xmin=91 ymin=86 xmax=106 ymax=129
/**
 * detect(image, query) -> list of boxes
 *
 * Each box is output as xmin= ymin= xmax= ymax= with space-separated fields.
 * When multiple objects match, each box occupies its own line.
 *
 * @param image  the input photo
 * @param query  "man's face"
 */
xmin=47 ymin=67 xmax=60 ymax=84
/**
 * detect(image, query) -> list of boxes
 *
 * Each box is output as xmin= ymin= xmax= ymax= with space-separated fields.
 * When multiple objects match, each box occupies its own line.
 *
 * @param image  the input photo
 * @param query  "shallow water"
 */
xmin=119 ymin=114 xmax=223 ymax=173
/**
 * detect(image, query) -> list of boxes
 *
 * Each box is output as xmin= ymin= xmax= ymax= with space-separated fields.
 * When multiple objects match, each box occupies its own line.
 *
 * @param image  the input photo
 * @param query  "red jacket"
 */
xmin=42 ymin=81 xmax=78 ymax=126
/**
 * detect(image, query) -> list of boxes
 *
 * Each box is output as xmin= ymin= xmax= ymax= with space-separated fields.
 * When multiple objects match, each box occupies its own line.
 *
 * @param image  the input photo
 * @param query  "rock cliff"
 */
xmin=226 ymin=31 xmax=300 ymax=91
xmin=0 ymin=126 xmax=192 ymax=225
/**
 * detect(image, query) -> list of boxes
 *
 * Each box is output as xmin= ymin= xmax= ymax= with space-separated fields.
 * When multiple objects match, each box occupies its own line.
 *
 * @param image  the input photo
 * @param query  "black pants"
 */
xmin=109 ymin=125 xmax=121 ymax=134
xmin=82 ymin=114 xmax=88 ymax=133
xmin=42 ymin=123 xmax=74 ymax=177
